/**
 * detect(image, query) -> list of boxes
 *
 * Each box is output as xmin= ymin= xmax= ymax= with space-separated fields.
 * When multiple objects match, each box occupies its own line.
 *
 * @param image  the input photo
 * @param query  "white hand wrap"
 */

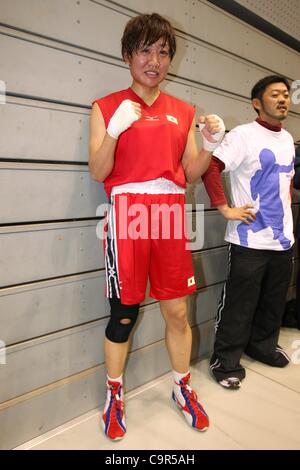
xmin=199 ymin=115 xmax=226 ymax=152
xmin=107 ymin=99 xmax=140 ymax=139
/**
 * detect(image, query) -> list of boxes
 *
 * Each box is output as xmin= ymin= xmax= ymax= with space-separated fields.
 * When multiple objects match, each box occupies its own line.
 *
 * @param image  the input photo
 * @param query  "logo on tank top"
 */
xmin=166 ymin=115 xmax=178 ymax=125
xmin=187 ymin=276 xmax=195 ymax=287
xmin=144 ymin=115 xmax=159 ymax=121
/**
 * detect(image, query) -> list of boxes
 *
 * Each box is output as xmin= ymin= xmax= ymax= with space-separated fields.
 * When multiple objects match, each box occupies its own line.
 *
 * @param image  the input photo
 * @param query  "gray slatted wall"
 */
xmin=0 ymin=0 xmax=299 ymax=449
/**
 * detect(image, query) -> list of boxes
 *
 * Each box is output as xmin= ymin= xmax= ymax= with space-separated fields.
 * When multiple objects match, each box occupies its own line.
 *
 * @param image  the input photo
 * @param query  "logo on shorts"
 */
xmin=187 ymin=276 xmax=195 ymax=287
xmin=166 ymin=115 xmax=178 ymax=125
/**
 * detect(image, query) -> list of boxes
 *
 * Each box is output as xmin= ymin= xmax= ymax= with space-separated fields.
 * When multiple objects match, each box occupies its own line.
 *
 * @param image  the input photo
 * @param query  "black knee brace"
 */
xmin=105 ymin=298 xmax=140 ymax=343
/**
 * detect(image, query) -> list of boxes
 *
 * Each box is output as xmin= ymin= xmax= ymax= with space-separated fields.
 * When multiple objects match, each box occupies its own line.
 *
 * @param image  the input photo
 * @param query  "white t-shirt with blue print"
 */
xmin=214 ymin=121 xmax=295 ymax=250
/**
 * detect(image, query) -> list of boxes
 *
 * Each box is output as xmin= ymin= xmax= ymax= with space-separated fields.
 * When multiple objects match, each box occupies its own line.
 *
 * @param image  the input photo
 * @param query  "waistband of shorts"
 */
xmin=111 ymin=178 xmax=185 ymax=196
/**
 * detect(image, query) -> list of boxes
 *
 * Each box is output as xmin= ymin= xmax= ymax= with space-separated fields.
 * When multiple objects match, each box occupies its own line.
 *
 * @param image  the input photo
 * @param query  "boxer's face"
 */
xmin=253 ymin=82 xmax=290 ymax=122
xmin=125 ymin=38 xmax=171 ymax=89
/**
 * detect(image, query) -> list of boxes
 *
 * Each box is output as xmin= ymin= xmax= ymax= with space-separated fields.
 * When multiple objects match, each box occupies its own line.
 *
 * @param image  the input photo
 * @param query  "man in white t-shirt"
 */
xmin=202 ymin=75 xmax=295 ymax=389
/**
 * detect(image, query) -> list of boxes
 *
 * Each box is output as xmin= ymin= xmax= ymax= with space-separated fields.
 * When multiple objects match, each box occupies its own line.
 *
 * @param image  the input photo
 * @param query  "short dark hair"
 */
xmin=251 ymin=75 xmax=290 ymax=115
xmin=251 ymin=75 xmax=290 ymax=101
xmin=121 ymin=13 xmax=176 ymax=61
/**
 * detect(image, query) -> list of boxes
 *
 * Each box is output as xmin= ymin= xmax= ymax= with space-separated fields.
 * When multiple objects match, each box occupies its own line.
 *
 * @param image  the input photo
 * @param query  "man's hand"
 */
xmin=218 ymin=204 xmax=256 ymax=224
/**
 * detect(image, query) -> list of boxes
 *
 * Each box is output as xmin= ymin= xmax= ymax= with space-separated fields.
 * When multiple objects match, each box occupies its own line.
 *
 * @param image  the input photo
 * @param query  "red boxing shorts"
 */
xmin=104 ymin=193 xmax=196 ymax=305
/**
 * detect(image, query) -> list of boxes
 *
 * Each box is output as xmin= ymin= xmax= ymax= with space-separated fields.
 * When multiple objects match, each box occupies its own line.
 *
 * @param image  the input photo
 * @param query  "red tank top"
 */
xmin=93 ymin=88 xmax=195 ymax=197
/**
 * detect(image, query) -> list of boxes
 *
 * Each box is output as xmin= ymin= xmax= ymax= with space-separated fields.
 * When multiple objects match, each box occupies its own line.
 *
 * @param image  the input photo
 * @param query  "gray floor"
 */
xmin=16 ymin=328 xmax=300 ymax=450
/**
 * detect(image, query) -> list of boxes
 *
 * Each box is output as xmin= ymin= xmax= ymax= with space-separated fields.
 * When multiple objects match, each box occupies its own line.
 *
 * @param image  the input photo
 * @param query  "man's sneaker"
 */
xmin=172 ymin=373 xmax=209 ymax=432
xmin=219 ymin=377 xmax=241 ymax=390
xmin=102 ymin=380 xmax=126 ymax=440
xmin=245 ymin=344 xmax=290 ymax=367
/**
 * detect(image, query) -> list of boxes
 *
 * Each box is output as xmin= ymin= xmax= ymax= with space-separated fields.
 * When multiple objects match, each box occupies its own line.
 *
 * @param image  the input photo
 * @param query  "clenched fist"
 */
xmin=198 ymin=114 xmax=225 ymax=152
xmin=107 ymin=99 xmax=142 ymax=139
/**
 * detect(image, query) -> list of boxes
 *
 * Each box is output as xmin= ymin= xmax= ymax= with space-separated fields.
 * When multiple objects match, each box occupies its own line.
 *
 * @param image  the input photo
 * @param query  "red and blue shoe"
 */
xmin=172 ymin=373 xmax=209 ymax=431
xmin=102 ymin=380 xmax=126 ymax=440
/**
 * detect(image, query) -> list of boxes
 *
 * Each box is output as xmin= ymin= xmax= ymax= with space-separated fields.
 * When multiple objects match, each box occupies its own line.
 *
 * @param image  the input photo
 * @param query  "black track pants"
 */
xmin=295 ymin=241 xmax=300 ymax=329
xmin=210 ymin=244 xmax=293 ymax=382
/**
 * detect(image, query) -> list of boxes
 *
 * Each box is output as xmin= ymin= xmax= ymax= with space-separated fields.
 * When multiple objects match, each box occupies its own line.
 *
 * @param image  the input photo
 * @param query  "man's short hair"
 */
xmin=251 ymin=75 xmax=290 ymax=102
xmin=251 ymin=75 xmax=290 ymax=115
xmin=121 ymin=13 xmax=176 ymax=61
